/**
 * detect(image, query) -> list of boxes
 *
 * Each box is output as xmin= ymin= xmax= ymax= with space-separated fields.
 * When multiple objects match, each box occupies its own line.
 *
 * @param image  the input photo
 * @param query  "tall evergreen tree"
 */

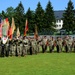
xmin=25 ymin=8 xmax=35 ymax=33
xmin=1 ymin=10 xmax=7 ymax=19
xmin=63 ymin=0 xmax=75 ymax=31
xmin=44 ymin=1 xmax=56 ymax=32
xmin=35 ymin=2 xmax=44 ymax=32
xmin=14 ymin=1 xmax=25 ymax=34
xmin=6 ymin=7 xmax=15 ymax=23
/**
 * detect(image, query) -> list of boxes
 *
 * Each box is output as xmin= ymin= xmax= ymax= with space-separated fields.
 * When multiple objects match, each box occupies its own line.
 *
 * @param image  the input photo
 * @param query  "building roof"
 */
xmin=54 ymin=10 xmax=75 ymax=20
xmin=54 ymin=10 xmax=65 ymax=20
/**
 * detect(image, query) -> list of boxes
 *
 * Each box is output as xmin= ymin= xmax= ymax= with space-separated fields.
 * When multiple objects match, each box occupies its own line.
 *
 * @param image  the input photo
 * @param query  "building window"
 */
xmin=59 ymin=20 xmax=61 ymax=22
xmin=56 ymin=25 xmax=58 ymax=27
xmin=59 ymin=25 xmax=61 ymax=27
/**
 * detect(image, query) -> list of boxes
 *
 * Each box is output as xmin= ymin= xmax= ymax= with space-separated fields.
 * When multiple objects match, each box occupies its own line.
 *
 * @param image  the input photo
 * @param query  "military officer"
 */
xmin=62 ymin=36 xmax=68 ymax=52
xmin=31 ymin=38 xmax=38 ymax=54
xmin=72 ymin=37 xmax=75 ymax=52
xmin=5 ymin=39 xmax=10 ymax=57
xmin=56 ymin=37 xmax=62 ymax=53
xmin=48 ymin=37 xmax=54 ymax=53
xmin=0 ymin=38 xmax=2 ymax=57
xmin=41 ymin=36 xmax=48 ymax=53
xmin=16 ymin=38 xmax=23 ymax=56
xmin=67 ymin=36 xmax=73 ymax=52
xmin=28 ymin=37 xmax=33 ymax=55
xmin=10 ymin=39 xmax=17 ymax=56
xmin=22 ymin=36 xmax=29 ymax=56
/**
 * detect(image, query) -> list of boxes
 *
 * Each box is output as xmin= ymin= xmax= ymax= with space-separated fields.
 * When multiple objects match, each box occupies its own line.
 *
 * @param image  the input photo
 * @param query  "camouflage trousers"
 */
xmin=67 ymin=44 xmax=72 ymax=52
xmin=42 ymin=45 xmax=47 ymax=53
xmin=0 ymin=46 xmax=2 ymax=56
xmin=32 ymin=45 xmax=37 ymax=54
xmin=64 ymin=45 xmax=68 ymax=52
xmin=49 ymin=45 xmax=54 ymax=53
xmin=9 ymin=45 xmax=16 ymax=56
xmin=56 ymin=45 xmax=62 ymax=53
xmin=17 ymin=46 xmax=22 ymax=56
xmin=37 ymin=45 xmax=40 ymax=53
xmin=5 ymin=45 xmax=9 ymax=57
xmin=22 ymin=45 xmax=29 ymax=56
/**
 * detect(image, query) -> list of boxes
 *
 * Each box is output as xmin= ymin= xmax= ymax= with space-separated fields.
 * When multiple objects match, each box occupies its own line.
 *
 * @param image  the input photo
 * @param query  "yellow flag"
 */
xmin=11 ymin=17 xmax=16 ymax=34
xmin=34 ymin=25 xmax=38 ymax=39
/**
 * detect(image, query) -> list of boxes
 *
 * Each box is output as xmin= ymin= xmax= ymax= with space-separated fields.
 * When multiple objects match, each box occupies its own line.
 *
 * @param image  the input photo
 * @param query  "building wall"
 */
xmin=55 ymin=19 xmax=63 ymax=30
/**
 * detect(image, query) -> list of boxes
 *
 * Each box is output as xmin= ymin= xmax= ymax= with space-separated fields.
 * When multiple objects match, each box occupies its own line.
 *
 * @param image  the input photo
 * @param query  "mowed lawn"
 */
xmin=0 ymin=53 xmax=75 ymax=75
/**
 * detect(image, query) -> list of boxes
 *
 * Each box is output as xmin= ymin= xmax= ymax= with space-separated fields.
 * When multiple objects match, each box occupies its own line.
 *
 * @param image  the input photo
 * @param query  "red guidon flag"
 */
xmin=24 ymin=19 xmax=28 ymax=36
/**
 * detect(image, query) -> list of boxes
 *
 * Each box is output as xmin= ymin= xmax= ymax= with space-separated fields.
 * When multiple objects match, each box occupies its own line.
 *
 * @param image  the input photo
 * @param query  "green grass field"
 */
xmin=0 ymin=53 xmax=75 ymax=75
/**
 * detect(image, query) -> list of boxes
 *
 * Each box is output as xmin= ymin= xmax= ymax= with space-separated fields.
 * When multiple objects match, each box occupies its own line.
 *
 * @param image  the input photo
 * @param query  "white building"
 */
xmin=54 ymin=10 xmax=65 ymax=30
xmin=55 ymin=19 xmax=63 ymax=30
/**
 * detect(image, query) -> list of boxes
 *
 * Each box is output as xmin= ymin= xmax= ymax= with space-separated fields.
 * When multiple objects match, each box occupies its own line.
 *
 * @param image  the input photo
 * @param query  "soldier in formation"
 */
xmin=0 ymin=35 xmax=75 ymax=57
xmin=41 ymin=36 xmax=48 ymax=53
xmin=48 ymin=36 xmax=55 ymax=53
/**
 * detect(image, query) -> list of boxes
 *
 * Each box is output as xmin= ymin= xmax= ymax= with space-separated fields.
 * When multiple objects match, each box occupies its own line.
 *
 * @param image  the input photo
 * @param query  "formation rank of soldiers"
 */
xmin=0 ymin=35 xmax=75 ymax=57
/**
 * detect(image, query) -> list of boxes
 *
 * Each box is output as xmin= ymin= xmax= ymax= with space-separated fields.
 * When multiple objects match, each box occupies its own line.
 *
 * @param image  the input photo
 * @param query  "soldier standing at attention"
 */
xmin=31 ymin=37 xmax=38 ymax=54
xmin=1 ymin=43 xmax=5 ymax=57
xmin=8 ymin=39 xmax=12 ymax=56
xmin=67 ymin=36 xmax=73 ymax=52
xmin=28 ymin=37 xmax=32 ymax=55
xmin=72 ymin=37 xmax=75 ymax=52
xmin=1 ymin=36 xmax=8 ymax=57
xmin=5 ymin=40 xmax=9 ymax=57
xmin=19 ymin=38 xmax=23 ymax=56
xmin=16 ymin=38 xmax=22 ymax=56
xmin=22 ymin=36 xmax=29 ymax=56
xmin=56 ymin=37 xmax=62 ymax=53
xmin=10 ymin=39 xmax=17 ymax=56
xmin=42 ymin=36 xmax=48 ymax=53
xmin=48 ymin=37 xmax=54 ymax=53
xmin=56 ymin=37 xmax=59 ymax=53
xmin=63 ymin=36 xmax=68 ymax=53
xmin=36 ymin=36 xmax=41 ymax=53
xmin=0 ymin=38 xmax=2 ymax=57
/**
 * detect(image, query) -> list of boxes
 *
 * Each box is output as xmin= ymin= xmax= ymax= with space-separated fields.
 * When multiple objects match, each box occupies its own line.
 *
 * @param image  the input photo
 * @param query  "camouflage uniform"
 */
xmin=37 ymin=37 xmax=42 ymax=53
xmin=8 ymin=40 xmax=11 ymax=56
xmin=72 ymin=37 xmax=75 ymax=52
xmin=63 ymin=37 xmax=68 ymax=52
xmin=56 ymin=37 xmax=62 ymax=53
xmin=16 ymin=39 xmax=23 ymax=56
xmin=10 ymin=39 xmax=16 ymax=56
xmin=22 ymin=37 xmax=29 ymax=56
xmin=67 ymin=37 xmax=72 ymax=52
xmin=28 ymin=38 xmax=32 ymax=55
xmin=0 ymin=38 xmax=2 ymax=57
xmin=31 ymin=39 xmax=37 ymax=54
xmin=20 ymin=39 xmax=23 ymax=56
xmin=48 ymin=37 xmax=54 ymax=53
xmin=41 ymin=36 xmax=48 ymax=53
xmin=5 ymin=40 xmax=9 ymax=57
xmin=1 ymin=43 xmax=5 ymax=57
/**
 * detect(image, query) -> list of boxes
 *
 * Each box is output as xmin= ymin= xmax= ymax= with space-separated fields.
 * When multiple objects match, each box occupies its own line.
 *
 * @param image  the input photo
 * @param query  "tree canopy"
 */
xmin=0 ymin=0 xmax=75 ymax=35
xmin=63 ymin=0 xmax=75 ymax=32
